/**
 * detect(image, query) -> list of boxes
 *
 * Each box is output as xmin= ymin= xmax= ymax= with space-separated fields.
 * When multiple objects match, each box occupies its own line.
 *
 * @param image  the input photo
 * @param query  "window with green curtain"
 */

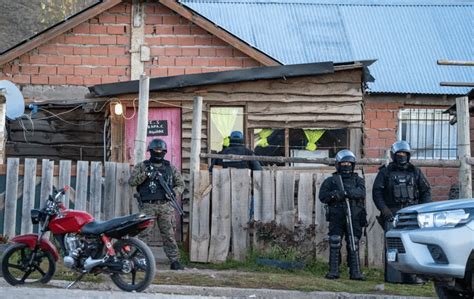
xmin=253 ymin=128 xmax=348 ymax=166
xmin=210 ymin=107 xmax=244 ymax=152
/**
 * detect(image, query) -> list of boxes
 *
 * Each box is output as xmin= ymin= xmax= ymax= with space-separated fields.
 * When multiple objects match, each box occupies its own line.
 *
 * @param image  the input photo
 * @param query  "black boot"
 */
xmin=348 ymin=237 xmax=365 ymax=280
xmin=325 ymin=235 xmax=341 ymax=279
xmin=170 ymin=260 xmax=184 ymax=270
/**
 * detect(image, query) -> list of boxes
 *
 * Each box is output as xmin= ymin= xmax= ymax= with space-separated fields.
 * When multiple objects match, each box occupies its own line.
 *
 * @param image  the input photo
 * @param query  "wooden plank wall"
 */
xmin=146 ymin=69 xmax=363 ymax=176
xmin=5 ymin=107 xmax=105 ymax=162
xmin=0 ymin=158 xmax=133 ymax=237
xmin=191 ymin=169 xmax=385 ymax=267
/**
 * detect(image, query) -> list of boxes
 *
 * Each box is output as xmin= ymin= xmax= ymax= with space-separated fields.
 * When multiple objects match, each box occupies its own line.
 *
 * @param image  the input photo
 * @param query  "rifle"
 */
xmin=334 ymin=174 xmax=356 ymax=254
xmin=146 ymin=167 xmax=184 ymax=216
xmin=134 ymin=193 xmax=144 ymax=209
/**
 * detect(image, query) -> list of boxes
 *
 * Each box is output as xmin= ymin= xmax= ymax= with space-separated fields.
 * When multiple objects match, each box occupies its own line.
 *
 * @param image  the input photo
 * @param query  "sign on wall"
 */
xmin=147 ymin=120 xmax=168 ymax=136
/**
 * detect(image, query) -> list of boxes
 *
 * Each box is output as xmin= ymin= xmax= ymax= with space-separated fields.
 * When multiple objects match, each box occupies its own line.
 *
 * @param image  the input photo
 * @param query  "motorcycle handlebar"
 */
xmin=52 ymin=186 xmax=70 ymax=201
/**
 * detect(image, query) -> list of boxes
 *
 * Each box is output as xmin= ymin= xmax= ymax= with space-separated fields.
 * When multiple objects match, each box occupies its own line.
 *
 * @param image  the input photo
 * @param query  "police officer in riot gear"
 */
xmin=210 ymin=131 xmax=262 ymax=171
xmin=129 ymin=138 xmax=185 ymax=270
xmin=319 ymin=149 xmax=367 ymax=280
xmin=373 ymin=140 xmax=431 ymax=283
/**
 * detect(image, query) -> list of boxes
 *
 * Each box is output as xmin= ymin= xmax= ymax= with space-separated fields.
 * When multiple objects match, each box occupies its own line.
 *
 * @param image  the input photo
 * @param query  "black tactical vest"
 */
xmin=137 ymin=160 xmax=173 ymax=201
xmin=388 ymin=171 xmax=416 ymax=205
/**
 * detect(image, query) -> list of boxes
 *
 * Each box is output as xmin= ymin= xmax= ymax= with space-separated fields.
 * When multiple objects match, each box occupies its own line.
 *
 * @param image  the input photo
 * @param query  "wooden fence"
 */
xmin=0 ymin=158 xmax=137 ymax=238
xmin=0 ymin=158 xmax=386 ymax=267
xmin=190 ymin=169 xmax=385 ymax=267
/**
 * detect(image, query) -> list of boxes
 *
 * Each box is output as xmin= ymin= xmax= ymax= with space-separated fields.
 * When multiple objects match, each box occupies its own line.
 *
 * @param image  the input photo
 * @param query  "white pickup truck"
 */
xmin=386 ymin=199 xmax=474 ymax=299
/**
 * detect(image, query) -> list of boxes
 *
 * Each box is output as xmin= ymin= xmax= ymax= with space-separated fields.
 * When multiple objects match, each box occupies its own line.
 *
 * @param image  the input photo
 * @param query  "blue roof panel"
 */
xmin=179 ymin=0 xmax=474 ymax=95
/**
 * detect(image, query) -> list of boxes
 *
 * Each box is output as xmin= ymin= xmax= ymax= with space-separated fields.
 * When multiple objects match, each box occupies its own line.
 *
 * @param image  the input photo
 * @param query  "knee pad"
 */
xmin=329 ymin=235 xmax=342 ymax=249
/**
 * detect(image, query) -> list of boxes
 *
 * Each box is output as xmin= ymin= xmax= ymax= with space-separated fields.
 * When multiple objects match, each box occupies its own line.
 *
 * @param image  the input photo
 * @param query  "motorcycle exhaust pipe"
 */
xmin=84 ymin=256 xmax=107 ymax=272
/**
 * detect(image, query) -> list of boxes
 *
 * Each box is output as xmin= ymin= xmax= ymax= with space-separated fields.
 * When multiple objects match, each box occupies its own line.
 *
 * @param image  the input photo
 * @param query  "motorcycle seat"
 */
xmin=81 ymin=213 xmax=143 ymax=235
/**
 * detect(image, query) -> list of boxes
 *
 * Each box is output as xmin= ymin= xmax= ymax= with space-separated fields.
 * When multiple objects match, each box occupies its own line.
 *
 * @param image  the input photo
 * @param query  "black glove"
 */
xmin=382 ymin=206 xmax=394 ymax=221
xmin=330 ymin=190 xmax=346 ymax=202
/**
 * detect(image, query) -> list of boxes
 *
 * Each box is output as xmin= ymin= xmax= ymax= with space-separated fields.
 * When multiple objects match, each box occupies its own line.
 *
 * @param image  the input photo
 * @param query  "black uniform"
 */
xmin=211 ymin=143 xmax=262 ymax=171
xmin=373 ymin=162 xmax=431 ymax=215
xmin=320 ymin=173 xmax=367 ymax=238
xmin=373 ymin=161 xmax=431 ymax=283
xmin=319 ymin=172 xmax=367 ymax=280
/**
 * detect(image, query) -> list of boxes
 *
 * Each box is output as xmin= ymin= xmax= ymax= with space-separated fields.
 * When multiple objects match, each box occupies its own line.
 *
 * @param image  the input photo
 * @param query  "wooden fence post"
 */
xmin=59 ymin=160 xmax=72 ymax=208
xmin=115 ymin=163 xmax=131 ymax=216
xmin=190 ymin=170 xmax=211 ymax=262
xmin=75 ymin=161 xmax=89 ymax=211
xmin=90 ymin=161 xmax=102 ymax=220
xmin=457 ymin=96 xmax=472 ymax=198
xmin=21 ymin=158 xmax=36 ymax=234
xmin=365 ymin=174 xmax=384 ymax=267
xmin=314 ymin=173 xmax=331 ymax=261
xmin=40 ymin=159 xmax=54 ymax=209
xmin=208 ymin=169 xmax=231 ymax=263
xmin=104 ymin=162 xmax=117 ymax=220
xmin=231 ymin=168 xmax=250 ymax=261
xmin=297 ymin=173 xmax=314 ymax=225
xmin=4 ymin=158 xmax=19 ymax=238
xmin=189 ymin=96 xmax=203 ymax=251
xmin=275 ymin=171 xmax=295 ymax=230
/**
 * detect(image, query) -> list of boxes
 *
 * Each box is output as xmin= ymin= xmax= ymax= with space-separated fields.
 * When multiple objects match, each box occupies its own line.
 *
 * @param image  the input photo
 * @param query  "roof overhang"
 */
xmin=0 ymin=0 xmax=122 ymax=66
xmin=88 ymin=60 xmax=371 ymax=97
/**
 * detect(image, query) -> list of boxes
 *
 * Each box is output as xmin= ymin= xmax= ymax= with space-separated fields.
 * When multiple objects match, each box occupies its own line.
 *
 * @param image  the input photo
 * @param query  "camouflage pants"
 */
xmin=139 ymin=202 xmax=180 ymax=262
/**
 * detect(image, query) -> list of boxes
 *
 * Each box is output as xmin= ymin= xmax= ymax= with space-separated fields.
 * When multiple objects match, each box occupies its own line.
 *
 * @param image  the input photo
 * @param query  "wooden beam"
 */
xmin=437 ymin=60 xmax=474 ymax=66
xmin=0 ymin=0 xmax=122 ymax=66
xmin=440 ymin=82 xmax=474 ymax=87
xmin=159 ymin=0 xmax=280 ymax=67
xmin=202 ymin=153 xmax=462 ymax=168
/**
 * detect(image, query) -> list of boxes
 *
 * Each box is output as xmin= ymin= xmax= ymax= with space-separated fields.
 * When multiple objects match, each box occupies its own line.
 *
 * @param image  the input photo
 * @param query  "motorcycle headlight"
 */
xmin=417 ymin=209 xmax=470 ymax=228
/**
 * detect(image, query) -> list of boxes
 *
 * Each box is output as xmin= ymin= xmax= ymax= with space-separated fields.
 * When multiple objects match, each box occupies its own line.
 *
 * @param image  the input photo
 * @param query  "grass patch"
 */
xmin=154 ymin=247 xmax=436 ymax=297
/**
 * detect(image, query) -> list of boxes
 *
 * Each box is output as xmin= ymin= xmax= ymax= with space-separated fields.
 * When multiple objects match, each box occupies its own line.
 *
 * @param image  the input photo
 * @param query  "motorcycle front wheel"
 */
xmin=110 ymin=237 xmax=156 ymax=292
xmin=1 ymin=243 xmax=56 ymax=285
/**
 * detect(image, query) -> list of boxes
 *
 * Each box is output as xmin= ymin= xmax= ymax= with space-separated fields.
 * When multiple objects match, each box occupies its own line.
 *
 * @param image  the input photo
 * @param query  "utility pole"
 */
xmin=456 ymin=96 xmax=472 ymax=198
xmin=133 ymin=74 xmax=150 ymax=164
xmin=189 ymin=96 xmax=203 ymax=248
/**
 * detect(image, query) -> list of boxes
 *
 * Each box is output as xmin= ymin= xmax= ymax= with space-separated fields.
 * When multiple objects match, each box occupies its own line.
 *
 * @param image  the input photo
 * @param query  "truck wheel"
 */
xmin=434 ymin=281 xmax=472 ymax=299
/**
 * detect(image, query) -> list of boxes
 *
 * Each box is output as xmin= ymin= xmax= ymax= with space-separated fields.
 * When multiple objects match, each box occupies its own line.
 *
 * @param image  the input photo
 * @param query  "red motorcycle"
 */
xmin=1 ymin=186 xmax=156 ymax=292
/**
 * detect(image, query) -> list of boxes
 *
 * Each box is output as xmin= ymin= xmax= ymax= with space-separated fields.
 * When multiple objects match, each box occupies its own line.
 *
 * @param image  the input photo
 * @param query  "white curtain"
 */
xmin=210 ymin=107 xmax=240 ymax=151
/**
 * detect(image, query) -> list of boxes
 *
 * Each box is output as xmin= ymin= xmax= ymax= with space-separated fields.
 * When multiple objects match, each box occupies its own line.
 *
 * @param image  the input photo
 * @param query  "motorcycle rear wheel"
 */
xmin=110 ymin=237 xmax=156 ymax=292
xmin=1 ymin=243 xmax=56 ymax=285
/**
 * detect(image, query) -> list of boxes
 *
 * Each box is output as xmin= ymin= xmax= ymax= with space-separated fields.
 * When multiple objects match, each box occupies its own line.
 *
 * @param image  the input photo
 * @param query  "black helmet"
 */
xmin=229 ymin=130 xmax=244 ymax=144
xmin=335 ymin=149 xmax=356 ymax=173
xmin=148 ymin=138 xmax=167 ymax=152
xmin=390 ymin=140 xmax=411 ymax=161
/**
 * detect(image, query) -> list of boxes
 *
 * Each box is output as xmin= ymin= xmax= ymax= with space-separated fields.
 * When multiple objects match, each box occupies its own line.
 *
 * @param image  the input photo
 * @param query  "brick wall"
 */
xmin=143 ymin=3 xmax=261 ymax=77
xmin=0 ymin=2 xmax=261 ymax=85
xmin=364 ymin=98 xmax=458 ymax=201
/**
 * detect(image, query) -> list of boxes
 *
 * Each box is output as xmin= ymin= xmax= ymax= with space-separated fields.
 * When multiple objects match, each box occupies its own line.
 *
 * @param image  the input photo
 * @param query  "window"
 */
xmin=209 ymin=107 xmax=244 ymax=152
xmin=253 ymin=128 xmax=348 ymax=166
xmin=398 ymin=109 xmax=457 ymax=159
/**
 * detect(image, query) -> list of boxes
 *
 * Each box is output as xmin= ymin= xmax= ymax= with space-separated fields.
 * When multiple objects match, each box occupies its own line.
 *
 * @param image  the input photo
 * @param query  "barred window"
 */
xmin=398 ymin=109 xmax=457 ymax=159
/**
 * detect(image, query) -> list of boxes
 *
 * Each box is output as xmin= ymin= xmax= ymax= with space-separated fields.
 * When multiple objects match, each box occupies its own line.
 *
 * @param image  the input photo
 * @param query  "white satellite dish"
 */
xmin=0 ymin=80 xmax=25 ymax=120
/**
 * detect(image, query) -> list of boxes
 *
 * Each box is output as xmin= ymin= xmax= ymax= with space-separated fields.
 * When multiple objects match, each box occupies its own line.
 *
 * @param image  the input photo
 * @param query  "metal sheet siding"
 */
xmin=180 ymin=0 xmax=474 ymax=95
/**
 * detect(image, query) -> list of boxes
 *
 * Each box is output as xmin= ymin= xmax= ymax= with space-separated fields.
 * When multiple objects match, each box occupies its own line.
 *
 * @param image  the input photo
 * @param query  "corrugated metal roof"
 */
xmin=178 ymin=0 xmax=474 ymax=95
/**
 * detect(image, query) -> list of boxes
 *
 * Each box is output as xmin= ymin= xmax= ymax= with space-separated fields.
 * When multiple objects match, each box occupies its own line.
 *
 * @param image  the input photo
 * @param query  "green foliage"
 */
xmin=0 ymin=235 xmax=9 ymax=244
xmin=178 ymin=242 xmax=190 ymax=265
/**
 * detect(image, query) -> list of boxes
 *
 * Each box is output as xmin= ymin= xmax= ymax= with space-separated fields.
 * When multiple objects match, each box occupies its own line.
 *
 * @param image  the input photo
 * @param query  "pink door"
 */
xmin=125 ymin=107 xmax=181 ymax=170
xmin=125 ymin=107 xmax=182 ymax=243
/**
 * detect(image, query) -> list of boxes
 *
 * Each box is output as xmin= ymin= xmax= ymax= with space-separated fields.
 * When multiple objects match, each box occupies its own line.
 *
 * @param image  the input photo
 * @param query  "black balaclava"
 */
xmin=338 ymin=163 xmax=354 ymax=178
xmin=150 ymin=150 xmax=166 ymax=163
xmin=394 ymin=152 xmax=409 ymax=169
